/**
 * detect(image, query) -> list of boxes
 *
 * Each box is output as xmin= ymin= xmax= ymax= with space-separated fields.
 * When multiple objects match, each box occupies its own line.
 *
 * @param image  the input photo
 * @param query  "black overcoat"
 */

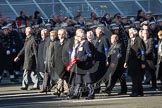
xmin=17 ymin=35 xmax=38 ymax=71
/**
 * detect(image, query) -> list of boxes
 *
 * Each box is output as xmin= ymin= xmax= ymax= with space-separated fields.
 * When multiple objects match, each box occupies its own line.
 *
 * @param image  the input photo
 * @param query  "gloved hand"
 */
xmin=6 ymin=50 xmax=11 ymax=55
xmin=12 ymin=49 xmax=16 ymax=53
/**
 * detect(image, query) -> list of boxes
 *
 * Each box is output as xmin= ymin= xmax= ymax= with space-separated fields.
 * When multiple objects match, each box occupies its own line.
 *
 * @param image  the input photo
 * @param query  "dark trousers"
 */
xmin=159 ymin=62 xmax=162 ymax=84
xmin=131 ymin=74 xmax=143 ymax=94
xmin=105 ymin=70 xmax=127 ymax=92
xmin=0 ymin=55 xmax=14 ymax=78
xmin=42 ymin=72 xmax=51 ymax=91
xmin=146 ymin=68 xmax=157 ymax=87
xmin=75 ymin=73 xmax=92 ymax=84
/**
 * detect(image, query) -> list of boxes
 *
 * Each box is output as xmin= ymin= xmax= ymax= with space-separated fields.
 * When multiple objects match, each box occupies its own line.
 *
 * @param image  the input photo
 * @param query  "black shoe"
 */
xmin=156 ymin=87 xmax=162 ymax=91
xmin=95 ymin=87 xmax=101 ymax=94
xmin=150 ymin=86 xmax=157 ymax=90
xmin=39 ymin=90 xmax=46 ymax=93
xmin=52 ymin=92 xmax=61 ymax=96
xmin=30 ymin=87 xmax=40 ymax=90
xmin=63 ymin=92 xmax=69 ymax=96
xmin=102 ymin=90 xmax=111 ymax=95
xmin=118 ymin=91 xmax=127 ymax=95
xmin=21 ymin=87 xmax=28 ymax=90
xmin=85 ymin=95 xmax=95 ymax=100
xmin=138 ymin=93 xmax=144 ymax=96
xmin=143 ymin=82 xmax=150 ymax=85
xmin=130 ymin=93 xmax=138 ymax=97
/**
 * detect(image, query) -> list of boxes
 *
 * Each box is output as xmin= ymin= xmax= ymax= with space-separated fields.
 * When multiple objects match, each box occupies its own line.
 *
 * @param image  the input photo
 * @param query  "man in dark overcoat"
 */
xmin=14 ymin=27 xmax=39 ymax=90
xmin=39 ymin=30 xmax=57 ymax=93
xmin=54 ymin=29 xmax=70 ymax=95
xmin=37 ymin=29 xmax=49 ymax=79
xmin=156 ymin=30 xmax=162 ymax=91
xmin=93 ymin=27 xmax=110 ymax=92
xmin=103 ymin=34 xmax=127 ymax=95
xmin=124 ymin=28 xmax=146 ymax=97
xmin=142 ymin=29 xmax=157 ymax=88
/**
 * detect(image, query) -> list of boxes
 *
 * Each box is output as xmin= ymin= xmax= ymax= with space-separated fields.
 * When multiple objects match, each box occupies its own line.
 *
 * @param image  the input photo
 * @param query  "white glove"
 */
xmin=6 ymin=50 xmax=11 ymax=55
xmin=12 ymin=49 xmax=16 ymax=53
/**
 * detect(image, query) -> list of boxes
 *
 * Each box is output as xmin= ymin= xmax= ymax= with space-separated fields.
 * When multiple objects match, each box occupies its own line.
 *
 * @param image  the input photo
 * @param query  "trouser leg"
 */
xmin=22 ymin=69 xmax=30 ymax=88
xmin=31 ymin=71 xmax=39 ymax=88
xmin=119 ymin=73 xmax=127 ymax=93
xmin=42 ymin=72 xmax=51 ymax=91
xmin=149 ymin=68 xmax=157 ymax=87
xmin=63 ymin=80 xmax=69 ymax=93
xmin=86 ymin=84 xmax=95 ymax=99
xmin=70 ymin=84 xmax=81 ymax=99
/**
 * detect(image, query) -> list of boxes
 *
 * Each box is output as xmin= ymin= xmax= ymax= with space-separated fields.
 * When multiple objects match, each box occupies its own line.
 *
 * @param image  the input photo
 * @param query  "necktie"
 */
xmin=131 ymin=39 xmax=134 ymax=46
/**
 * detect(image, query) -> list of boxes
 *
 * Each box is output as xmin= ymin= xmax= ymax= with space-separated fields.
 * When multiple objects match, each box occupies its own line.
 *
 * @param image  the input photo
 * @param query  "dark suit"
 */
xmin=54 ymin=39 xmax=70 ymax=93
xmin=105 ymin=42 xmax=127 ymax=94
xmin=125 ymin=36 xmax=146 ymax=96
xmin=37 ymin=38 xmax=49 ymax=78
xmin=17 ymin=35 xmax=39 ymax=88
xmin=54 ymin=39 xmax=70 ymax=79
xmin=156 ymin=40 xmax=162 ymax=82
xmin=18 ymin=35 xmax=38 ymax=71
xmin=41 ymin=40 xmax=55 ymax=92
xmin=143 ymin=38 xmax=156 ymax=87
xmin=93 ymin=35 xmax=110 ymax=92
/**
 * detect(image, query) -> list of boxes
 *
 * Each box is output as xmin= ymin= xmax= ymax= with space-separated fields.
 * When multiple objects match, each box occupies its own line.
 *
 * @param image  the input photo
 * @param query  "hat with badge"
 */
xmin=18 ymin=24 xmax=26 ymax=29
xmin=124 ymin=25 xmax=131 ymax=29
xmin=61 ymin=22 xmax=68 ymax=28
xmin=149 ymin=21 xmax=156 ymax=25
xmin=134 ymin=21 xmax=140 ymax=24
xmin=89 ymin=25 xmax=97 ymax=29
xmin=74 ymin=24 xmax=81 ymax=28
xmin=32 ymin=24 xmax=39 ymax=29
xmin=97 ymin=23 xmax=105 ymax=27
xmin=6 ymin=23 xmax=12 ymax=27
xmin=121 ymin=16 xmax=128 ymax=19
xmin=110 ymin=23 xmax=119 ymax=30
xmin=85 ymin=22 xmax=93 ymax=26
xmin=1 ymin=25 xmax=9 ymax=30
xmin=45 ymin=23 xmax=51 ymax=27
xmin=157 ymin=18 xmax=162 ymax=22
xmin=112 ymin=26 xmax=119 ymax=30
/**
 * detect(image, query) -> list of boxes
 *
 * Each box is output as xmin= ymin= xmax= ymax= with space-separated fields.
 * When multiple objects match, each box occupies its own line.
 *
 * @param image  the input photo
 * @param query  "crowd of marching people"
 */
xmin=0 ymin=9 xmax=162 ymax=99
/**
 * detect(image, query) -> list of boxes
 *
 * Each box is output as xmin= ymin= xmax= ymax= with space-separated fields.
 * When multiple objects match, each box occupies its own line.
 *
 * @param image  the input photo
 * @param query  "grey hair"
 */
xmin=41 ymin=29 xmax=48 ymax=34
xmin=96 ymin=27 xmax=104 ymax=33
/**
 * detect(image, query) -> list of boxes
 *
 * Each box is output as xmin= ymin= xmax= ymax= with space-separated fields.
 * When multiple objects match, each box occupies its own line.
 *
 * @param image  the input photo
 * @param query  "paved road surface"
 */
xmin=0 ymin=80 xmax=162 ymax=108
